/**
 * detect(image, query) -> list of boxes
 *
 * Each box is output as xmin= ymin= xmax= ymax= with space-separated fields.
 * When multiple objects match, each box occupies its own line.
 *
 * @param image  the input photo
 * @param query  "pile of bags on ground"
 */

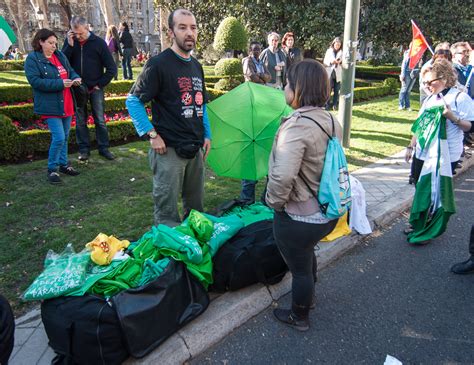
xmin=23 ymin=202 xmax=288 ymax=364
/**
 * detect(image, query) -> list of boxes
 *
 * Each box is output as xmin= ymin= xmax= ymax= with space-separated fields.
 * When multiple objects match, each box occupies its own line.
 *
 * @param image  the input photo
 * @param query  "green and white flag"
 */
xmin=408 ymin=106 xmax=456 ymax=244
xmin=0 ymin=16 xmax=16 ymax=58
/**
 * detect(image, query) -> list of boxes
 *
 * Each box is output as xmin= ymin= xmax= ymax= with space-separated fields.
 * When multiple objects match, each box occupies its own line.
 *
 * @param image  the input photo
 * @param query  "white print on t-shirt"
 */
xmin=192 ymin=77 xmax=203 ymax=91
xmin=177 ymin=75 xmax=205 ymax=119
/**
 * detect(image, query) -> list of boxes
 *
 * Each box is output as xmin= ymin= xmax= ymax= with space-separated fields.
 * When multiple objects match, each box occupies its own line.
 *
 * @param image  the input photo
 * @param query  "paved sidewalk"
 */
xmin=9 ymin=147 xmax=474 ymax=365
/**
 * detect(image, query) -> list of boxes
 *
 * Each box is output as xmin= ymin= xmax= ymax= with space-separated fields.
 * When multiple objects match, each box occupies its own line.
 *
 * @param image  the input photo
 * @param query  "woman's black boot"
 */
xmin=273 ymin=303 xmax=310 ymax=331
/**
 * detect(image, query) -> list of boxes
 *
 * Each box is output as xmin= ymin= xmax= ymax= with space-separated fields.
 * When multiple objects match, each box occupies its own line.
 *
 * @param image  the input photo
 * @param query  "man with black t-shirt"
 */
xmin=126 ymin=8 xmax=211 ymax=226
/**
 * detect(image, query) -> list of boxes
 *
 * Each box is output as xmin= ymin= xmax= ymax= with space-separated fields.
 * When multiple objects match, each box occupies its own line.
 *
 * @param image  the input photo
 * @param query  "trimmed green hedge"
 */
xmin=0 ymin=89 xmax=227 ymax=123
xmin=0 ymin=83 xmax=396 ymax=161
xmin=0 ymin=114 xmax=137 ymax=161
xmin=0 ymin=60 xmax=25 ymax=71
xmin=355 ymin=65 xmax=400 ymax=80
xmin=0 ymin=76 xmax=234 ymax=103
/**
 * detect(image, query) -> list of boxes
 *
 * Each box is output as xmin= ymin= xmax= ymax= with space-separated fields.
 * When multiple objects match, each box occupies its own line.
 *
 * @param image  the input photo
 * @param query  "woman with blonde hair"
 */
xmin=404 ymin=59 xmax=474 ymax=242
xmin=105 ymin=25 xmax=121 ymax=80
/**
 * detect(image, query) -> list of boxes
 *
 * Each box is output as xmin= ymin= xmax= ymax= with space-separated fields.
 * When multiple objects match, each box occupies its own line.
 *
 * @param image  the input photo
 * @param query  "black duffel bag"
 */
xmin=210 ymin=219 xmax=288 ymax=292
xmin=42 ymin=294 xmax=128 ymax=365
xmin=42 ymin=260 xmax=210 ymax=363
xmin=112 ymin=260 xmax=209 ymax=358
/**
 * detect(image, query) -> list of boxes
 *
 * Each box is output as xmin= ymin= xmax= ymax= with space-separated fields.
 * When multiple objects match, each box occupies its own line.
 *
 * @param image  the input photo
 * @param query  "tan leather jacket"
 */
xmin=266 ymin=106 xmax=343 ymax=212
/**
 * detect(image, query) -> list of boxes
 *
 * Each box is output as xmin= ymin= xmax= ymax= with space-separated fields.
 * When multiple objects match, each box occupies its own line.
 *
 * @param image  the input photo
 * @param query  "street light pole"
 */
xmin=338 ymin=0 xmax=361 ymax=148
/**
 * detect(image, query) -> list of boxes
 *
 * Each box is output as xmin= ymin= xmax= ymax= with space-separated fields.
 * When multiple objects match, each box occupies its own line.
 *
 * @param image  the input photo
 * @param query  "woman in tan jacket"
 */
xmin=266 ymin=59 xmax=342 ymax=331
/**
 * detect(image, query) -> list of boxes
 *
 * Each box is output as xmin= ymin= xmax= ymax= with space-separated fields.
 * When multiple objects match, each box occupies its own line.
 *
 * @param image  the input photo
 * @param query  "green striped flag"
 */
xmin=0 ymin=16 xmax=16 ymax=58
xmin=408 ymin=106 xmax=456 ymax=244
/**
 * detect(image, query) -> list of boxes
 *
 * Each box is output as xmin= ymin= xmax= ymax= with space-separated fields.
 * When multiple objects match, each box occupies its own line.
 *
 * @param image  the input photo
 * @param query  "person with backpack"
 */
xmin=266 ymin=59 xmax=349 ymax=331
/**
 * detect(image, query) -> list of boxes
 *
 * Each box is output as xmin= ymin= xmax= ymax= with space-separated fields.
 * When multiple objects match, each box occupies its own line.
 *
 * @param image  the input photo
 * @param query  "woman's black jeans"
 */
xmin=273 ymin=210 xmax=337 ymax=315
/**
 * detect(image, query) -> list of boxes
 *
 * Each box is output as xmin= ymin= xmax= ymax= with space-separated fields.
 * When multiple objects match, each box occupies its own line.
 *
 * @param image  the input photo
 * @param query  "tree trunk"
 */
xmin=29 ymin=0 xmax=50 ymax=29
xmin=159 ymin=6 xmax=170 ymax=51
xmin=4 ymin=0 xmax=28 ymax=53
xmin=96 ymin=0 xmax=120 ymax=27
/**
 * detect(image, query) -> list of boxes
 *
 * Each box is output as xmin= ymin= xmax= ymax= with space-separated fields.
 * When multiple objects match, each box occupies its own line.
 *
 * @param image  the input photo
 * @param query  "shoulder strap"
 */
xmin=454 ymin=91 xmax=461 ymax=109
xmin=300 ymin=115 xmax=330 ymax=138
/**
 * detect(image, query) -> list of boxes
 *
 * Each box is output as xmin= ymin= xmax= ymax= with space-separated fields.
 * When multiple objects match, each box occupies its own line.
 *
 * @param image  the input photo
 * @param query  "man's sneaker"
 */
xmin=59 ymin=165 xmax=80 ymax=176
xmin=78 ymin=152 xmax=90 ymax=161
xmin=47 ymin=171 xmax=62 ymax=184
xmin=99 ymin=150 xmax=116 ymax=160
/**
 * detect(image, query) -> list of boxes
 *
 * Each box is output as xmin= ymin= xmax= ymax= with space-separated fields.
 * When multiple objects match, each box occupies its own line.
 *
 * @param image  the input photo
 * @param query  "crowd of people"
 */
xmin=3 ymin=6 xmax=472 ymax=346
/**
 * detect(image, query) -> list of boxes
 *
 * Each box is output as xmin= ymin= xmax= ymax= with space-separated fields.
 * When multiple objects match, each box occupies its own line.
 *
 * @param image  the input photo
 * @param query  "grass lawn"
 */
xmin=0 ymin=93 xmax=419 ymax=314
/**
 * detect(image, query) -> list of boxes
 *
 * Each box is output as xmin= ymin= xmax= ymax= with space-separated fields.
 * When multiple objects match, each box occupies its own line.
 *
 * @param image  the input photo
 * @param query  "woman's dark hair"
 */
xmin=31 ymin=29 xmax=57 ymax=52
xmin=287 ymin=59 xmax=329 ymax=108
xmin=433 ymin=49 xmax=452 ymax=62
xmin=120 ymin=22 xmax=129 ymax=32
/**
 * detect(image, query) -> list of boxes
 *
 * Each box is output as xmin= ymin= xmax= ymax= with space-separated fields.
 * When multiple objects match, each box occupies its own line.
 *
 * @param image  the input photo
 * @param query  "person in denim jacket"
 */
xmin=25 ymin=28 xmax=82 ymax=184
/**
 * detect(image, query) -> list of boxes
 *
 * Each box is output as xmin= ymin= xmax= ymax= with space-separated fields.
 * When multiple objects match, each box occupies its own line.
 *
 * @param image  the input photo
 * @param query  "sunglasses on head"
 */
xmin=422 ymin=77 xmax=442 ymax=86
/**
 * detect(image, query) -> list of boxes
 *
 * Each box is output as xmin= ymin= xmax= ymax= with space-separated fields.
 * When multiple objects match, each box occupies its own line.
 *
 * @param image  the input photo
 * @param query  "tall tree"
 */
xmin=4 ymin=0 xmax=29 ymax=52
xmin=29 ymin=0 xmax=50 ymax=29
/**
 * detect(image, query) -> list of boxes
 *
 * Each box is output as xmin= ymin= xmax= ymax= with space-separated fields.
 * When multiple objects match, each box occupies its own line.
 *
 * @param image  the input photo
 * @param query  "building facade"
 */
xmin=0 ymin=0 xmax=160 ymax=54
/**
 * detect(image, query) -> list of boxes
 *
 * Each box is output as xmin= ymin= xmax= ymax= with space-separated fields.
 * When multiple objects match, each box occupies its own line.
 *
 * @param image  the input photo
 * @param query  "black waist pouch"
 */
xmin=174 ymin=142 xmax=201 ymax=159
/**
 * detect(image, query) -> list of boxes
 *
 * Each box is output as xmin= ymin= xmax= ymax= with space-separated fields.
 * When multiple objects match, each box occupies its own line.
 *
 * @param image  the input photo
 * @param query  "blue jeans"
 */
xmin=122 ymin=48 xmax=133 ymax=80
xmin=399 ymin=74 xmax=416 ymax=108
xmin=75 ymin=88 xmax=110 ymax=154
xmin=240 ymin=179 xmax=257 ymax=202
xmin=46 ymin=116 xmax=72 ymax=171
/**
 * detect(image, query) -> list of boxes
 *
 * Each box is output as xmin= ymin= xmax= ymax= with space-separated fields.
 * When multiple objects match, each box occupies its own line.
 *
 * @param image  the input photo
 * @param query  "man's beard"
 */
xmin=175 ymin=37 xmax=195 ymax=54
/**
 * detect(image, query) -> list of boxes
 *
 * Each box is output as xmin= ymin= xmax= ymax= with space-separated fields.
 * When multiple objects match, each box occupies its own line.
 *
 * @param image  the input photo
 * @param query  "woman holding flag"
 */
xmin=405 ymin=59 xmax=474 ymax=244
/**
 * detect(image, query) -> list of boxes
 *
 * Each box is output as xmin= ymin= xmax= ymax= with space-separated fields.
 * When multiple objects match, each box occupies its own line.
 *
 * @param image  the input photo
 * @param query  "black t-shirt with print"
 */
xmin=130 ymin=48 xmax=207 ymax=147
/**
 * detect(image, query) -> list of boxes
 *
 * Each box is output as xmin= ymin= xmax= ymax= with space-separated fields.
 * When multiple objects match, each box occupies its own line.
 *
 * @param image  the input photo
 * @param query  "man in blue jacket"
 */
xmin=63 ymin=16 xmax=117 ymax=161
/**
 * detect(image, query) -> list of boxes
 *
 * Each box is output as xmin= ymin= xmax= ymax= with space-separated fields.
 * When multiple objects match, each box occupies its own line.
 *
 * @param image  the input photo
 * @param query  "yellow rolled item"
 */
xmin=320 ymin=212 xmax=352 ymax=242
xmin=85 ymin=233 xmax=130 ymax=266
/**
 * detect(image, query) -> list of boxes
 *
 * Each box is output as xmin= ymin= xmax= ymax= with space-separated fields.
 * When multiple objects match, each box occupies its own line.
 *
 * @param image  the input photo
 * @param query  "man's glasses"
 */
xmin=455 ymin=49 xmax=469 ymax=55
xmin=422 ymin=78 xmax=442 ymax=86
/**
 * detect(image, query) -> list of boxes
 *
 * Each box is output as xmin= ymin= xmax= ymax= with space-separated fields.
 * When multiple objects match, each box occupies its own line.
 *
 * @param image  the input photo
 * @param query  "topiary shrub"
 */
xmin=383 ymin=77 xmax=399 ymax=93
xmin=0 ymin=114 xmax=22 ymax=160
xmin=213 ymin=17 xmax=248 ymax=53
xmin=214 ymin=78 xmax=242 ymax=91
xmin=214 ymin=58 xmax=243 ymax=77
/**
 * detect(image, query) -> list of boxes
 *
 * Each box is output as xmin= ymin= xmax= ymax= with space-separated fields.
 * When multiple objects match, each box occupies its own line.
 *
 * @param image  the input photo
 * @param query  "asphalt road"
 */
xmin=191 ymin=167 xmax=474 ymax=364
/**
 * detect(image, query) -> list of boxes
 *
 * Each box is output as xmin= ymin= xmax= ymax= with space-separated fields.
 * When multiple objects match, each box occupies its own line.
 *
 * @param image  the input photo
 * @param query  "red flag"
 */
xmin=408 ymin=20 xmax=430 ymax=69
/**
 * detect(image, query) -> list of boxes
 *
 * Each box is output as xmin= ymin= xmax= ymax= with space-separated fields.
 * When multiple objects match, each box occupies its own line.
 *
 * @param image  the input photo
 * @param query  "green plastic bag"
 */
xmin=67 ymin=258 xmax=128 ymax=297
xmin=154 ymin=225 xmax=203 ymax=265
xmin=138 ymin=257 xmax=171 ymax=286
xmin=176 ymin=210 xmax=214 ymax=244
xmin=23 ymin=244 xmax=90 ymax=301
xmin=203 ymin=214 xmax=245 ymax=256
xmin=223 ymin=202 xmax=274 ymax=226
xmin=90 ymin=258 xmax=143 ymax=297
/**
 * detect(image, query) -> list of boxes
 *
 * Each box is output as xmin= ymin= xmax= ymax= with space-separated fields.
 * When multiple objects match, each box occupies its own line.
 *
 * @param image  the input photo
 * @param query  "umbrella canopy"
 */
xmin=0 ymin=16 xmax=16 ymax=58
xmin=207 ymin=82 xmax=293 ymax=180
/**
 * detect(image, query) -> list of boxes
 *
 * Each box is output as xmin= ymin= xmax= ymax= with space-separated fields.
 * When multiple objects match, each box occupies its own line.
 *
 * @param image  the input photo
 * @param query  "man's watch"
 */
xmin=148 ymin=130 xmax=158 ymax=139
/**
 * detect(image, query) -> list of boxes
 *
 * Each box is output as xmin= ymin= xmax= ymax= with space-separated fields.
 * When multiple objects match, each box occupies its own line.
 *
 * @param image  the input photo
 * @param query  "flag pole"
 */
xmin=411 ymin=19 xmax=434 ymax=55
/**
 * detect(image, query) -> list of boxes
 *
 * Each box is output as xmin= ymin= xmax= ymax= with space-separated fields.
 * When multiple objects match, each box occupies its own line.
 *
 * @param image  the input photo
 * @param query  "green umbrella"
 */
xmin=207 ymin=82 xmax=293 ymax=180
